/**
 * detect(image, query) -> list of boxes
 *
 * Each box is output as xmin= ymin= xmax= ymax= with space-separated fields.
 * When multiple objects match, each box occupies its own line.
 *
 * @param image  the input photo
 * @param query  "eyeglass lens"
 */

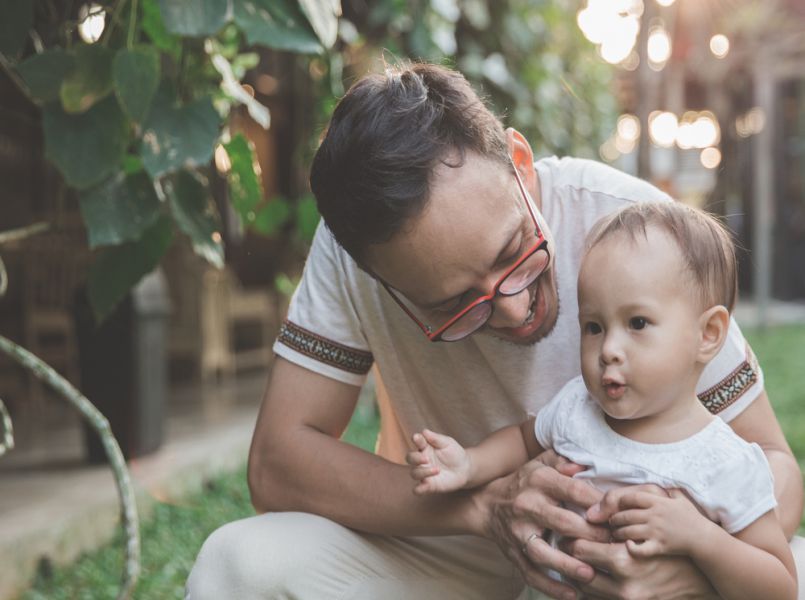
xmin=440 ymin=247 xmax=549 ymax=341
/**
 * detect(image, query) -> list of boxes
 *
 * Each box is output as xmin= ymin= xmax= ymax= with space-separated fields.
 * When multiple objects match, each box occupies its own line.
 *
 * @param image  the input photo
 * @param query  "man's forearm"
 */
xmin=248 ymin=425 xmax=484 ymax=537
xmin=766 ymin=448 xmax=804 ymax=538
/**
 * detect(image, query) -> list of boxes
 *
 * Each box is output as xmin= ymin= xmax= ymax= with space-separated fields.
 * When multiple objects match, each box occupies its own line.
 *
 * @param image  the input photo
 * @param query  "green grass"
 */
xmin=744 ymin=325 xmax=805 ymax=468
xmin=23 ymin=410 xmax=380 ymax=600
xmin=23 ymin=324 xmax=805 ymax=597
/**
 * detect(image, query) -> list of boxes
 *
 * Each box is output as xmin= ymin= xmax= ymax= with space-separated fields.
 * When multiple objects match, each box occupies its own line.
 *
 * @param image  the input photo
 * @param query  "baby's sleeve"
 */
xmin=534 ymin=376 xmax=584 ymax=451
xmin=703 ymin=441 xmax=777 ymax=534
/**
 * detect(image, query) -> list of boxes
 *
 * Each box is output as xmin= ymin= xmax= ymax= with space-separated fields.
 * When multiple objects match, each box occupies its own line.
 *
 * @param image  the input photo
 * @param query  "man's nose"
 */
xmin=486 ymin=289 xmax=531 ymax=329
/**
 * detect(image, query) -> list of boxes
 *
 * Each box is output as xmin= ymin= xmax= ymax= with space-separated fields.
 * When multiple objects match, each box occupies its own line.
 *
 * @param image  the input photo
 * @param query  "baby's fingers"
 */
xmin=412 ymin=432 xmax=429 ymax=451
xmin=422 ymin=429 xmax=453 ymax=450
xmin=608 ymin=508 xmax=648 ymax=528
xmin=414 ymin=479 xmax=440 ymax=495
xmin=405 ymin=450 xmax=430 ymax=467
xmin=625 ymin=538 xmax=662 ymax=558
xmin=410 ymin=464 xmax=439 ymax=481
xmin=611 ymin=524 xmax=650 ymax=542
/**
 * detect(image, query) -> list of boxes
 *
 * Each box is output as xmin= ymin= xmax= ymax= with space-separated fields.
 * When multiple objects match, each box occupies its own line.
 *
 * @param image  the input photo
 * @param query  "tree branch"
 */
xmin=0 ymin=335 xmax=141 ymax=599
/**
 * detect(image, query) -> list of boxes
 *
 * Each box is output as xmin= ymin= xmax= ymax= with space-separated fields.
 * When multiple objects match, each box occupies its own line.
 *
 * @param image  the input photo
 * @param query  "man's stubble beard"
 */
xmin=482 ymin=275 xmax=561 ymax=347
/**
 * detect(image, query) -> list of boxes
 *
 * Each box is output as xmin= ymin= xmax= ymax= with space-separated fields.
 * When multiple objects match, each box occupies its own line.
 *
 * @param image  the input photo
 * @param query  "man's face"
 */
xmin=365 ymin=151 xmax=559 ymax=345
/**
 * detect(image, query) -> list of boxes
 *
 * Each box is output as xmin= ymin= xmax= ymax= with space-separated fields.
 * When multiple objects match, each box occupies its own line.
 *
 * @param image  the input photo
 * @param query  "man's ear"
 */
xmin=506 ymin=127 xmax=537 ymax=191
xmin=698 ymin=305 xmax=730 ymax=363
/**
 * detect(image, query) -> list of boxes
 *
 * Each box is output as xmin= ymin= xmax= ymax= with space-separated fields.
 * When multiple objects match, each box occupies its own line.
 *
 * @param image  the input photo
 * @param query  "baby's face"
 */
xmin=577 ymin=227 xmax=705 ymax=426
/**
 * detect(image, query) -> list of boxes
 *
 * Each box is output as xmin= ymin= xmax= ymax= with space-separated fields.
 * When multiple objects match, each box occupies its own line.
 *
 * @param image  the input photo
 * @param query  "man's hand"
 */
xmin=573 ymin=485 xmax=718 ymax=599
xmin=609 ymin=489 xmax=705 ymax=558
xmin=565 ymin=538 xmax=717 ymax=599
xmin=474 ymin=450 xmax=608 ymax=600
xmin=405 ymin=429 xmax=472 ymax=494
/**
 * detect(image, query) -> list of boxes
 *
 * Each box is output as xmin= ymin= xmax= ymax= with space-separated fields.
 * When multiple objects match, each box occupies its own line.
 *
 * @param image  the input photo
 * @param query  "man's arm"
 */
xmin=247 ymin=357 xmax=468 ymax=534
xmin=728 ymin=390 xmax=804 ymax=538
xmin=248 ymin=357 xmax=607 ymax=598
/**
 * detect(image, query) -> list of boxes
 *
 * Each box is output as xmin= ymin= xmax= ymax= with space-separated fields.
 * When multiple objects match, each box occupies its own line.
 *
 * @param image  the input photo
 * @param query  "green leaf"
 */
xmin=122 ymin=154 xmax=144 ymax=174
xmin=232 ymin=0 xmax=322 ymax=53
xmin=295 ymin=194 xmax=320 ymax=243
xmin=298 ymin=0 xmax=341 ymax=48
xmin=60 ymin=44 xmax=115 ymax=114
xmin=158 ymin=0 xmax=230 ymax=36
xmin=0 ymin=0 xmax=33 ymax=57
xmin=253 ymin=198 xmax=290 ymax=236
xmin=166 ymin=170 xmax=224 ymax=267
xmin=223 ymin=134 xmax=263 ymax=220
xmin=42 ymin=96 xmax=129 ymax=189
xmin=15 ymin=49 xmax=76 ymax=104
xmin=80 ymin=172 xmax=163 ymax=248
xmin=113 ymin=47 xmax=160 ymax=123
xmin=88 ymin=215 xmax=174 ymax=322
xmin=141 ymin=0 xmax=182 ymax=55
xmin=140 ymin=90 xmax=220 ymax=179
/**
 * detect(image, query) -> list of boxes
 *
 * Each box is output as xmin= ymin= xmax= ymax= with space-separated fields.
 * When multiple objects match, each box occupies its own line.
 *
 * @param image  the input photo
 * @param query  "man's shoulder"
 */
xmin=536 ymin=155 xmax=672 ymax=208
xmin=308 ymin=222 xmax=365 ymax=280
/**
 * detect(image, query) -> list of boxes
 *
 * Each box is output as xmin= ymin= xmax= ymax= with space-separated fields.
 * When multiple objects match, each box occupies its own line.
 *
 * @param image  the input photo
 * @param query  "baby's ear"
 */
xmin=697 ymin=305 xmax=730 ymax=363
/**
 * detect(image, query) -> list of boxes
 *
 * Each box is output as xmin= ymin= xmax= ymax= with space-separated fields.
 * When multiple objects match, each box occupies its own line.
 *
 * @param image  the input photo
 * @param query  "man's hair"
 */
xmin=585 ymin=202 xmax=738 ymax=313
xmin=310 ymin=61 xmax=509 ymax=265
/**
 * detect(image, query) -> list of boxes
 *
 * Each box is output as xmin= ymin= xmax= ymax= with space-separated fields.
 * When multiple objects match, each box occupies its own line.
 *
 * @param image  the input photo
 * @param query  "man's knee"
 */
xmin=186 ymin=512 xmax=350 ymax=599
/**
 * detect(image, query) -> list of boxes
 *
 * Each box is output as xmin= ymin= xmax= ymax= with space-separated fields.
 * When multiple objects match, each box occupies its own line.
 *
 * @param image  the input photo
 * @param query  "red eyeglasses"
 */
xmin=381 ymin=162 xmax=550 ymax=342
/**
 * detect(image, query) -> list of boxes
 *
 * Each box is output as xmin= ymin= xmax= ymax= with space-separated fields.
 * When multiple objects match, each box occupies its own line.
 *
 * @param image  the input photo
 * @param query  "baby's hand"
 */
xmin=608 ymin=488 xmax=704 ymax=557
xmin=405 ymin=429 xmax=472 ymax=495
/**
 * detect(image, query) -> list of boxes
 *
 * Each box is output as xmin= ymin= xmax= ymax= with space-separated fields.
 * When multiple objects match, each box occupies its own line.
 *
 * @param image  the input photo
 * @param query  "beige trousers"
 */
xmin=186 ymin=511 xmax=805 ymax=600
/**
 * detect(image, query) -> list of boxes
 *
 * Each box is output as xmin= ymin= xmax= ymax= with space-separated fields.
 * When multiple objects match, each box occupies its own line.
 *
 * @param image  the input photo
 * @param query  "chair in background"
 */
xmin=20 ymin=231 xmax=87 ymax=443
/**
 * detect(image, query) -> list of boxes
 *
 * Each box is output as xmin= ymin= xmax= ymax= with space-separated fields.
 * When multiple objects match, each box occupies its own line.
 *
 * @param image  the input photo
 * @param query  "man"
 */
xmin=187 ymin=62 xmax=803 ymax=599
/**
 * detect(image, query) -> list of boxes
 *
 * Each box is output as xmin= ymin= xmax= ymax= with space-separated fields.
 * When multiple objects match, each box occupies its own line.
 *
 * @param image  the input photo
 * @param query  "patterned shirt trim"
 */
xmin=277 ymin=320 xmax=374 ymax=375
xmin=698 ymin=342 xmax=760 ymax=414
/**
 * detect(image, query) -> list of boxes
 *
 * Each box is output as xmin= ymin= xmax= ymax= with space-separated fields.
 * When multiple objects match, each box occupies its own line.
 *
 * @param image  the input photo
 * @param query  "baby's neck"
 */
xmin=605 ymin=395 xmax=714 ymax=444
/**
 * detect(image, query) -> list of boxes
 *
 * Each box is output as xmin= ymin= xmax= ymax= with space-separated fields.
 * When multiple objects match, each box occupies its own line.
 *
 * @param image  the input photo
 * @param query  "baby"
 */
xmin=407 ymin=201 xmax=796 ymax=599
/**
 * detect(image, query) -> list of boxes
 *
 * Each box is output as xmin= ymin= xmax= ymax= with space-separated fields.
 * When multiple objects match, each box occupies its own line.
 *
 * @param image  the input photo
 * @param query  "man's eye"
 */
xmin=584 ymin=322 xmax=602 ymax=335
xmin=434 ymin=295 xmax=465 ymax=314
xmin=629 ymin=317 xmax=648 ymax=330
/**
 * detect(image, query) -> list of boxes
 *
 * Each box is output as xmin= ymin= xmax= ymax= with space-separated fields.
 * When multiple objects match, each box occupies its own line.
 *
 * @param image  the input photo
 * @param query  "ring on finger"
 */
xmin=521 ymin=532 xmax=540 ymax=555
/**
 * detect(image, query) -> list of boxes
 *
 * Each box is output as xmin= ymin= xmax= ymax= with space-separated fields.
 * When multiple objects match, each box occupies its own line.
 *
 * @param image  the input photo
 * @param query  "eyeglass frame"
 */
xmin=380 ymin=159 xmax=550 ymax=342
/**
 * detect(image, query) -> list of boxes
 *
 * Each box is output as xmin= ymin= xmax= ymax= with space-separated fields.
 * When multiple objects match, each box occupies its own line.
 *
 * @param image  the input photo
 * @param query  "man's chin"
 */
xmin=484 ymin=294 xmax=560 ymax=346
xmin=485 ymin=313 xmax=558 ymax=346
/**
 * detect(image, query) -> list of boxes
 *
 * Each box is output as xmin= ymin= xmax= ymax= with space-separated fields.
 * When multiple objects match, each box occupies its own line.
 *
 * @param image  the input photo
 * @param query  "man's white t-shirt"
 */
xmin=274 ymin=157 xmax=764 ymax=464
xmin=535 ymin=376 xmax=776 ymax=534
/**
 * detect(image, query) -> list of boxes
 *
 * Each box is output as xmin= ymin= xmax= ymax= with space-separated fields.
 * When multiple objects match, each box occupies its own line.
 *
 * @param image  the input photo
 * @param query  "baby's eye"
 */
xmin=584 ymin=322 xmax=602 ymax=335
xmin=629 ymin=317 xmax=648 ymax=330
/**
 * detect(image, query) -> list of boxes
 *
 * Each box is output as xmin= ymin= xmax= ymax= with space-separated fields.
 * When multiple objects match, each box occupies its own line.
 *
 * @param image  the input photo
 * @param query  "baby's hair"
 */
xmin=585 ymin=202 xmax=738 ymax=313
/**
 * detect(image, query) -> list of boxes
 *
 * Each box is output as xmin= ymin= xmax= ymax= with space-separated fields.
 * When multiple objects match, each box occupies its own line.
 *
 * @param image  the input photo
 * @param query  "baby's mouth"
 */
xmin=602 ymin=377 xmax=626 ymax=399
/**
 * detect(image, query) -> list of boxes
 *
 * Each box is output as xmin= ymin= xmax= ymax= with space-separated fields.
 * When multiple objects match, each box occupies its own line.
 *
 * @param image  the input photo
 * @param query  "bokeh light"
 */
xmin=700 ymin=147 xmax=722 ymax=169
xmin=617 ymin=114 xmax=641 ymax=142
xmin=647 ymin=27 xmax=672 ymax=67
xmin=709 ymin=34 xmax=730 ymax=58
xmin=78 ymin=4 xmax=105 ymax=43
xmin=648 ymin=111 xmax=678 ymax=147
xmin=736 ymin=107 xmax=766 ymax=137
xmin=578 ymin=0 xmax=641 ymax=65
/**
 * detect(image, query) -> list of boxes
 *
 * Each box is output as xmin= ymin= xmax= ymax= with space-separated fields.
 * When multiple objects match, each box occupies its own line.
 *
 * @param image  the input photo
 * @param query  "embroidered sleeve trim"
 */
xmin=277 ymin=320 xmax=373 ymax=375
xmin=698 ymin=343 xmax=760 ymax=414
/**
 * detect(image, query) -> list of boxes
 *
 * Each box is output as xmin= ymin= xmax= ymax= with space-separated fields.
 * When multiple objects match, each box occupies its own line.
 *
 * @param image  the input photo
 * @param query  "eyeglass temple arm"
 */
xmin=510 ymin=158 xmax=543 ymax=237
xmin=380 ymin=282 xmax=433 ymax=335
